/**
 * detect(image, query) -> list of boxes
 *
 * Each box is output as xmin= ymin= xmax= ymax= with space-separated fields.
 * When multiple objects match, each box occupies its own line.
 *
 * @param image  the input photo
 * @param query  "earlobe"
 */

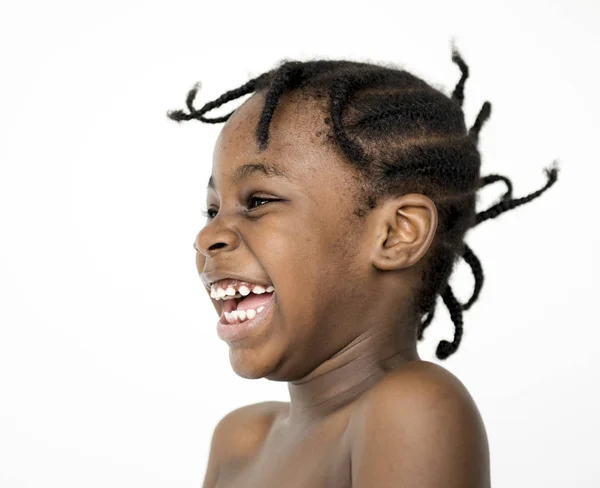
xmin=370 ymin=194 xmax=437 ymax=272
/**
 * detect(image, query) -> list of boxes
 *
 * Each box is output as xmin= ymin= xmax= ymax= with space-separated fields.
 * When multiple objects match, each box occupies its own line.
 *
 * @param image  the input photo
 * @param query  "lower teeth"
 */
xmin=225 ymin=306 xmax=265 ymax=324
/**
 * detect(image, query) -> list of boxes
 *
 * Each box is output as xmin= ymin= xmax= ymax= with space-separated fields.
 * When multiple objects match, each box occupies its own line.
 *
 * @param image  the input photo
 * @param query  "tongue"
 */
xmin=236 ymin=292 xmax=274 ymax=312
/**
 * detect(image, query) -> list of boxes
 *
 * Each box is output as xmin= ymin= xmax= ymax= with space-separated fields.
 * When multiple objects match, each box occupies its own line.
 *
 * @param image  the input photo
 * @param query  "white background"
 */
xmin=1 ymin=0 xmax=598 ymax=486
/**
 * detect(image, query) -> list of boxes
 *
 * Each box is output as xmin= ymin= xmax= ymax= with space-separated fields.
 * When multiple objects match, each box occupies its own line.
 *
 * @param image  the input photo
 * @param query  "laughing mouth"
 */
xmin=210 ymin=279 xmax=275 ymax=325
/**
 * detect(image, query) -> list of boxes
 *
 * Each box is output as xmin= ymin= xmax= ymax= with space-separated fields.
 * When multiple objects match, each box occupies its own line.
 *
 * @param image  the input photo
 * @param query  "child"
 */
xmin=168 ymin=47 xmax=558 ymax=488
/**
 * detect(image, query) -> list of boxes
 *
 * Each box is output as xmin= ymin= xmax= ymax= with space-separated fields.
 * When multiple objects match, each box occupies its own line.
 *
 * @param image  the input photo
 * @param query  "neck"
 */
xmin=284 ymin=319 xmax=420 ymax=426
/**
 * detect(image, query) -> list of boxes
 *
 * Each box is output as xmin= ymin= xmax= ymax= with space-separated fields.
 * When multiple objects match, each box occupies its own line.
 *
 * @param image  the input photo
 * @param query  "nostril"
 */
xmin=209 ymin=242 xmax=227 ymax=251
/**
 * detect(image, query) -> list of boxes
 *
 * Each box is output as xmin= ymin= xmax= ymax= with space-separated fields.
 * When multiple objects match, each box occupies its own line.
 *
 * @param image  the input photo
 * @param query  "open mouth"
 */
xmin=220 ymin=290 xmax=275 ymax=324
xmin=216 ymin=291 xmax=276 ymax=342
xmin=209 ymin=280 xmax=275 ymax=325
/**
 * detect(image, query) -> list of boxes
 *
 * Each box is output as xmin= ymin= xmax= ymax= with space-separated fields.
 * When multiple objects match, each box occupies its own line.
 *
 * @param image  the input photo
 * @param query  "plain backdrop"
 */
xmin=1 ymin=0 xmax=598 ymax=487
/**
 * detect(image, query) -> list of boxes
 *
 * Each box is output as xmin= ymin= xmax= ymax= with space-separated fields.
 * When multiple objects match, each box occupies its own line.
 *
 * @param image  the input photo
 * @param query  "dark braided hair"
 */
xmin=168 ymin=48 xmax=559 ymax=360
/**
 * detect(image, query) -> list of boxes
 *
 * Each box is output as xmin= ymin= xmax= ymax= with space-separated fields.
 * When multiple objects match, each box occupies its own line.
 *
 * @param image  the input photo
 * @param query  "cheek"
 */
xmin=195 ymin=252 xmax=206 ymax=273
xmin=261 ymin=223 xmax=323 ymax=302
xmin=273 ymin=222 xmax=345 ymax=297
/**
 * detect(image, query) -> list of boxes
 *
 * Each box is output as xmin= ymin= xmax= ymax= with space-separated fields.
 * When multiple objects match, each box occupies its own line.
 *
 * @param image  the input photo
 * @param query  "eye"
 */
xmin=246 ymin=195 xmax=278 ymax=211
xmin=200 ymin=195 xmax=278 ymax=220
xmin=200 ymin=207 xmax=218 ymax=219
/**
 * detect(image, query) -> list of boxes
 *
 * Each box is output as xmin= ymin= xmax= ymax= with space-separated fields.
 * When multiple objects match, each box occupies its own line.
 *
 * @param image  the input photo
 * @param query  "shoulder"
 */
xmin=348 ymin=361 xmax=473 ymax=415
xmin=212 ymin=401 xmax=285 ymax=459
xmin=202 ymin=401 xmax=283 ymax=488
xmin=216 ymin=400 xmax=284 ymax=429
xmin=353 ymin=360 xmax=484 ymax=415
xmin=349 ymin=361 xmax=490 ymax=487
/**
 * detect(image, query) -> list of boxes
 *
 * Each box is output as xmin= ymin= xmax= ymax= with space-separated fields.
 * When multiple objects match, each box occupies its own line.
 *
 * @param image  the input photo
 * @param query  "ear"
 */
xmin=368 ymin=193 xmax=438 ymax=271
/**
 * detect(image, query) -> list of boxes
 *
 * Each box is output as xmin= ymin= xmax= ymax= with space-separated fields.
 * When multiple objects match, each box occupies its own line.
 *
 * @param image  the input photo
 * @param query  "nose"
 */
xmin=193 ymin=215 xmax=240 ymax=259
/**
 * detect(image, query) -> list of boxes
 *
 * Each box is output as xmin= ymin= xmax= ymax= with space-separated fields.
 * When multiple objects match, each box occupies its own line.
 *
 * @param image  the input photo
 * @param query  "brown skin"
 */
xmin=194 ymin=90 xmax=491 ymax=487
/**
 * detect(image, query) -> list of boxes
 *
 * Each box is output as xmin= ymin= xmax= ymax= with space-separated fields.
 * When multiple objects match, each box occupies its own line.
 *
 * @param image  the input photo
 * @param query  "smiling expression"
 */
xmin=192 ymin=89 xmax=388 ymax=376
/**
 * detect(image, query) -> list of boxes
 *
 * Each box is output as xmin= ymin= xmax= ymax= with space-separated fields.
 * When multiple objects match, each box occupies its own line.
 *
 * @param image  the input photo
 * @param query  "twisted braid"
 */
xmin=469 ymin=101 xmax=492 ymax=143
xmin=256 ymin=62 xmax=310 ymax=150
xmin=437 ymin=285 xmax=465 ymax=359
xmin=476 ymin=164 xmax=559 ymax=225
xmin=167 ymin=74 xmax=270 ymax=123
xmin=461 ymin=243 xmax=483 ymax=311
xmin=450 ymin=45 xmax=469 ymax=108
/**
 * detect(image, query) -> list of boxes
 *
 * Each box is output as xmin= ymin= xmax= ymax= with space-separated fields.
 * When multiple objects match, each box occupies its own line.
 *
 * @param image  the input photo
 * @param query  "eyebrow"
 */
xmin=207 ymin=162 xmax=293 ymax=190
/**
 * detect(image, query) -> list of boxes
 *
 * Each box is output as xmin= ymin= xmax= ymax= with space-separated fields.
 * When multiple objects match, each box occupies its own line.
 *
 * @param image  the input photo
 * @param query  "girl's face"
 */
xmin=194 ymin=91 xmax=378 ymax=380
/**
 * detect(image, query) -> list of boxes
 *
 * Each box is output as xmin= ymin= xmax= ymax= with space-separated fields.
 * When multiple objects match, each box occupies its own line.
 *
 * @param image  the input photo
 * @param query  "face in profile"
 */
xmin=194 ymin=90 xmax=384 ymax=380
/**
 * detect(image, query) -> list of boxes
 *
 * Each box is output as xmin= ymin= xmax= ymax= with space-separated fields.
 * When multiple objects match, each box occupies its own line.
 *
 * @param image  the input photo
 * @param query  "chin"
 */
xmin=228 ymin=346 xmax=282 ymax=380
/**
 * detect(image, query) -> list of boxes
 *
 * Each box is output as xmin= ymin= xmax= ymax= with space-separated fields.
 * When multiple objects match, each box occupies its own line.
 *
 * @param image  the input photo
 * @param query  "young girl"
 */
xmin=168 ymin=47 xmax=558 ymax=488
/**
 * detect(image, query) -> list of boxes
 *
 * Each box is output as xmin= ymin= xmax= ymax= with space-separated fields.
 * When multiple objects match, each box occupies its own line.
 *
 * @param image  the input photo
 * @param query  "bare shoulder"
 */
xmin=349 ymin=361 xmax=491 ymax=487
xmin=213 ymin=401 xmax=285 ymax=459
xmin=411 ymin=360 xmax=478 ymax=399
xmin=201 ymin=401 xmax=285 ymax=488
xmin=356 ymin=360 xmax=484 ymax=413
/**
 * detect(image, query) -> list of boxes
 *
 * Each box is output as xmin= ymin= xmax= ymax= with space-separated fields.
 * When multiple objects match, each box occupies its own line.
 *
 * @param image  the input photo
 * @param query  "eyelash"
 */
xmin=201 ymin=195 xmax=278 ymax=219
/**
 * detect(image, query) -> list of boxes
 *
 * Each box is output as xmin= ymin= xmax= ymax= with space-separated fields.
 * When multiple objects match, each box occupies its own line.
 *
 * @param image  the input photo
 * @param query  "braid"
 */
xmin=167 ymin=73 xmax=270 ymax=123
xmin=432 ymin=164 xmax=558 ymax=358
xmin=480 ymin=173 xmax=513 ymax=201
xmin=432 ymin=164 xmax=557 ymax=356
xmin=330 ymin=76 xmax=369 ymax=166
xmin=419 ymin=243 xmax=482 ymax=355
xmin=169 ymin=45 xmax=559 ymax=361
xmin=452 ymin=172 xmax=512 ymax=310
xmin=476 ymin=164 xmax=559 ymax=225
xmin=256 ymin=62 xmax=309 ymax=150
xmin=428 ymin=59 xmax=555 ymax=358
xmin=460 ymin=244 xmax=483 ymax=311
xmin=437 ymin=285 xmax=464 ymax=360
xmin=469 ymin=101 xmax=492 ymax=143
xmin=450 ymin=46 xmax=469 ymax=108
xmin=454 ymin=173 xmax=512 ymax=312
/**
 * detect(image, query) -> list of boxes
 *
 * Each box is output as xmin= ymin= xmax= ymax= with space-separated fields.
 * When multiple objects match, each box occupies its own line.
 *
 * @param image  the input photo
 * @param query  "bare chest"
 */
xmin=215 ymin=413 xmax=353 ymax=488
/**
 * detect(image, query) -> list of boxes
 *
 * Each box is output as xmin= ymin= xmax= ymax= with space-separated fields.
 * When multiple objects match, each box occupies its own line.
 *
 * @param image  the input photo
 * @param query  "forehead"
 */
xmin=209 ymin=91 xmax=359 ymax=193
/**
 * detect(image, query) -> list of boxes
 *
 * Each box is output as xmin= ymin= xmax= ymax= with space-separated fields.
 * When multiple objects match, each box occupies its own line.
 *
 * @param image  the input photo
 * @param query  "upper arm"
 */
xmin=351 ymin=372 xmax=490 ymax=488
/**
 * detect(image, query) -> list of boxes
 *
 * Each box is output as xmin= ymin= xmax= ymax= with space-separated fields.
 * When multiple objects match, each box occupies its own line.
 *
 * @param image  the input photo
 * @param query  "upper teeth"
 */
xmin=210 ymin=282 xmax=275 ymax=300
